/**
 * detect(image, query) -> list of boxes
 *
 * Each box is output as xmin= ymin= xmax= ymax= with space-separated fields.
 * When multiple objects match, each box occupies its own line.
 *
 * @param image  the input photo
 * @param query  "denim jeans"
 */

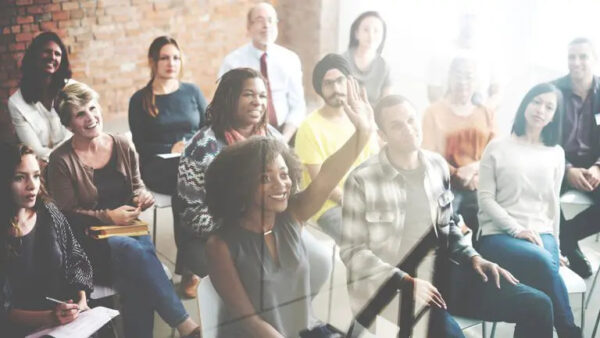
xmin=438 ymin=264 xmax=553 ymax=338
xmin=108 ymin=235 xmax=189 ymax=338
xmin=478 ymin=233 xmax=578 ymax=336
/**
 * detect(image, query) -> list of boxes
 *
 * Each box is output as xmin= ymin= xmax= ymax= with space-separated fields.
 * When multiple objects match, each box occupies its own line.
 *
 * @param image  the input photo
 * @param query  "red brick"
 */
xmin=69 ymin=9 xmax=84 ymax=19
xmin=40 ymin=21 xmax=58 ymax=31
xmin=2 ymin=27 xmax=10 ymax=34
xmin=52 ymin=11 xmax=69 ymax=20
xmin=27 ymin=5 xmax=44 ymax=14
xmin=61 ymin=1 xmax=79 ymax=10
xmin=43 ymin=3 xmax=61 ymax=12
xmin=58 ymin=20 xmax=76 ymax=28
xmin=16 ymin=0 xmax=33 ymax=5
xmin=9 ymin=43 xmax=26 ymax=52
xmin=16 ymin=16 xmax=34 ymax=24
xmin=15 ymin=32 xmax=33 ymax=42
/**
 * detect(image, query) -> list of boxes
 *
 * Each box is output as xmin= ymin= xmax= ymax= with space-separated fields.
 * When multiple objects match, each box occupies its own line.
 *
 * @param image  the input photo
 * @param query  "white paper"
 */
xmin=26 ymin=306 xmax=119 ymax=338
xmin=156 ymin=153 xmax=181 ymax=159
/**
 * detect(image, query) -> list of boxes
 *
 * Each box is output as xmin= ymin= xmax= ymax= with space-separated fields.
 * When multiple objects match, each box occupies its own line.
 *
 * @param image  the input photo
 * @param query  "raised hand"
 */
xmin=341 ymin=76 xmax=374 ymax=134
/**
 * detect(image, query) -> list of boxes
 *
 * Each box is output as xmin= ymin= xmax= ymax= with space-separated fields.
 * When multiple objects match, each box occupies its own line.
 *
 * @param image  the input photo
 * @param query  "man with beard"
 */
xmin=295 ymin=54 xmax=379 ymax=242
xmin=218 ymin=2 xmax=306 ymax=143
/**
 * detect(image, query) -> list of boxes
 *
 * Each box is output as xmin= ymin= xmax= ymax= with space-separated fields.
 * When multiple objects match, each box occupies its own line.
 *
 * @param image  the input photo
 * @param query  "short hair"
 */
xmin=0 ymin=142 xmax=48 ymax=262
xmin=348 ymin=11 xmax=387 ymax=55
xmin=511 ymin=83 xmax=563 ymax=146
xmin=205 ymin=136 xmax=302 ymax=224
xmin=246 ymin=2 xmax=277 ymax=26
xmin=55 ymin=82 xmax=100 ymax=127
xmin=373 ymin=94 xmax=414 ymax=130
xmin=20 ymin=31 xmax=72 ymax=104
xmin=142 ymin=36 xmax=183 ymax=117
xmin=568 ymin=37 xmax=597 ymax=57
xmin=207 ymin=68 xmax=268 ymax=141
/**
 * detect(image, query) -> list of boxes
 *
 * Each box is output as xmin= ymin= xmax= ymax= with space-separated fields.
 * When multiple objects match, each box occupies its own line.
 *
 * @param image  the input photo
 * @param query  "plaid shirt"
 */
xmin=340 ymin=147 xmax=478 ymax=311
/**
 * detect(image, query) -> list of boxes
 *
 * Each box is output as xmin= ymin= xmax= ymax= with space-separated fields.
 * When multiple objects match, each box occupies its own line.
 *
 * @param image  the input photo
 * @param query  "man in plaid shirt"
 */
xmin=341 ymin=95 xmax=554 ymax=337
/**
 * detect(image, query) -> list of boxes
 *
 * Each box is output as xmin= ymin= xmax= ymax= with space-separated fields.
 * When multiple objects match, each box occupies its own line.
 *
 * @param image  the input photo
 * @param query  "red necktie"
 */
xmin=260 ymin=52 xmax=278 ymax=127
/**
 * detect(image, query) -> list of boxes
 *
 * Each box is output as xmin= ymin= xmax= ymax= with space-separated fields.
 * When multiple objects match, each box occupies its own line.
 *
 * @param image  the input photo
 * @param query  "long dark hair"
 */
xmin=0 ymin=143 xmax=48 ymax=264
xmin=142 ymin=36 xmax=183 ymax=117
xmin=20 ymin=31 xmax=72 ymax=104
xmin=511 ymin=83 xmax=563 ymax=146
xmin=205 ymin=136 xmax=302 ymax=224
xmin=348 ymin=11 xmax=387 ymax=55
xmin=207 ymin=68 xmax=268 ymax=140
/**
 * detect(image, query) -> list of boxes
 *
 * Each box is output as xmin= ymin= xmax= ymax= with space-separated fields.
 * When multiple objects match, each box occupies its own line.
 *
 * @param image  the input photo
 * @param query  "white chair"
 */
xmin=197 ymin=276 xmax=224 ymax=338
xmin=150 ymin=190 xmax=172 ymax=246
xmin=453 ymin=316 xmax=492 ymax=337
xmin=559 ymin=266 xmax=587 ymax=330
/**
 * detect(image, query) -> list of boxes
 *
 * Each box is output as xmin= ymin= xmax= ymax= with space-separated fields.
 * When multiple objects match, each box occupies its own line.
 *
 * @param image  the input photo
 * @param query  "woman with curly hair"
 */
xmin=203 ymin=76 xmax=373 ymax=337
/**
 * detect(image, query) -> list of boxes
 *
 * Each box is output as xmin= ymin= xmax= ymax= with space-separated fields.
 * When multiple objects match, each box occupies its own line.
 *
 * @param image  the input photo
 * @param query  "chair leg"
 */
xmin=582 ymin=293 xmax=586 ymax=332
xmin=482 ymin=321 xmax=487 ymax=338
xmin=587 ymin=267 xmax=600 ymax=309
xmin=490 ymin=322 xmax=496 ymax=338
xmin=593 ymin=307 xmax=600 ymax=338
xmin=153 ymin=206 xmax=158 ymax=247
xmin=326 ymin=243 xmax=336 ymax=323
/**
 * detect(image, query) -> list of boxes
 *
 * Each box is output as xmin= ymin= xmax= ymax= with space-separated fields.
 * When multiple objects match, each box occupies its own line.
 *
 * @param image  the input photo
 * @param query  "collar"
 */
xmin=378 ymin=146 xmax=425 ymax=179
xmin=559 ymin=74 xmax=599 ymax=94
xmin=248 ymin=42 xmax=272 ymax=58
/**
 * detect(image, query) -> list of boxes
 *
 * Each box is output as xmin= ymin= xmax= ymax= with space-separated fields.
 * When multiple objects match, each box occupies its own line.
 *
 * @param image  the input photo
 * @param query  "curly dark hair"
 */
xmin=205 ymin=136 xmax=302 ymax=224
xmin=0 ymin=142 xmax=49 ymax=263
xmin=20 ymin=31 xmax=72 ymax=104
xmin=207 ymin=68 xmax=268 ymax=141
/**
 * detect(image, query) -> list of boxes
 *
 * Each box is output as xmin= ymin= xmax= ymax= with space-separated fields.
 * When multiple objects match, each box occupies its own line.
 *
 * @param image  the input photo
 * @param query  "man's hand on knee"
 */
xmin=471 ymin=255 xmax=519 ymax=289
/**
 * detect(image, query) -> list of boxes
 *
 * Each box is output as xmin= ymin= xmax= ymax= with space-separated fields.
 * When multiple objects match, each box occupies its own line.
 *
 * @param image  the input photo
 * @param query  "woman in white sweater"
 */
xmin=8 ymin=32 xmax=72 ymax=161
xmin=477 ymin=83 xmax=580 ymax=337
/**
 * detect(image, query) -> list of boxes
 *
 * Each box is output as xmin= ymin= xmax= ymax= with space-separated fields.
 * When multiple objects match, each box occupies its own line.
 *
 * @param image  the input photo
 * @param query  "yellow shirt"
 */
xmin=295 ymin=108 xmax=379 ymax=220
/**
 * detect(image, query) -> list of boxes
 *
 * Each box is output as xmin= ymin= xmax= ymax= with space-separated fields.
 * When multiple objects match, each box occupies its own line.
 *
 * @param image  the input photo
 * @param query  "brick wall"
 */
xmin=0 ymin=0 xmax=339 ymax=140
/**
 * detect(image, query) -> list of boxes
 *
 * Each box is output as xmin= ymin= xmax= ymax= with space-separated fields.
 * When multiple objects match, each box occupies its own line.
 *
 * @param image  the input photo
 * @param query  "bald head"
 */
xmin=247 ymin=2 xmax=279 ymax=50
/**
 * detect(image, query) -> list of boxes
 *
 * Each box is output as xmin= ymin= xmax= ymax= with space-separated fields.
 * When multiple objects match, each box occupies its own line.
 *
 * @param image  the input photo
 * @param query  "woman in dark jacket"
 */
xmin=0 ymin=142 xmax=93 ymax=337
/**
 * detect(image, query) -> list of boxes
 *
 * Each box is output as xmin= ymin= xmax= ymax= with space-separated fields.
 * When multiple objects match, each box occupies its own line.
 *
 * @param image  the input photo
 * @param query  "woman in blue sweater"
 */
xmin=128 ymin=36 xmax=207 ymax=297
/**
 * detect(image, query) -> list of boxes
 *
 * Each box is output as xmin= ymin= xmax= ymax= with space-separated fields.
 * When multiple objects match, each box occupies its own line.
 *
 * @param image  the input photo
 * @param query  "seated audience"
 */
xmin=422 ymin=57 xmax=497 ymax=239
xmin=203 ymin=76 xmax=373 ymax=337
xmin=343 ymin=11 xmax=394 ymax=106
xmin=477 ymin=83 xmax=581 ymax=337
xmin=129 ymin=35 xmax=207 ymax=298
xmin=295 ymin=54 xmax=378 ymax=242
xmin=553 ymin=37 xmax=600 ymax=278
xmin=8 ymin=32 xmax=73 ymax=161
xmin=218 ymin=2 xmax=306 ymax=143
xmin=341 ymin=95 xmax=553 ymax=337
xmin=176 ymin=67 xmax=330 ymax=295
xmin=0 ymin=142 xmax=93 ymax=337
xmin=46 ymin=82 xmax=200 ymax=338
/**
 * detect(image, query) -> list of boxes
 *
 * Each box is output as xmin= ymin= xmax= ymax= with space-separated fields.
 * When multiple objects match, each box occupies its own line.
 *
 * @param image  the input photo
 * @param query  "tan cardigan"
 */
xmin=47 ymin=134 xmax=146 ymax=224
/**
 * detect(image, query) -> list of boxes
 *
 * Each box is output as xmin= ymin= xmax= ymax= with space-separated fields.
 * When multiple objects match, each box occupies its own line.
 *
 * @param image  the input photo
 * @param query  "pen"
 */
xmin=46 ymin=296 xmax=79 ymax=310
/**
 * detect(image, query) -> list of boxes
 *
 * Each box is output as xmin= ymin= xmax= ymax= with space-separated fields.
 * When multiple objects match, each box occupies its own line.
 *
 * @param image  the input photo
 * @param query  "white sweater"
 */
xmin=478 ymin=136 xmax=565 ymax=238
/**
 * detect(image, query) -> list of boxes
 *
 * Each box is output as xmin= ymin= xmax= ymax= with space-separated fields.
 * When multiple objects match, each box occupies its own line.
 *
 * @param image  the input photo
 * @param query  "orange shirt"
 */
xmin=422 ymin=100 xmax=496 ymax=175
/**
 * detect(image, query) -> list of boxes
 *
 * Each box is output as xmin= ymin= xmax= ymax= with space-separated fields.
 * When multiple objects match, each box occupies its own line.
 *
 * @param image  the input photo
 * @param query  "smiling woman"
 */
xmin=46 ymin=82 xmax=201 ymax=338
xmin=8 ymin=32 xmax=74 ymax=161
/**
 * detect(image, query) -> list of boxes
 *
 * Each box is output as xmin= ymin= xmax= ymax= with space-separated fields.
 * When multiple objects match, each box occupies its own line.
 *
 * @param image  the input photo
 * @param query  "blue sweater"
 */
xmin=128 ymin=82 xmax=207 ymax=163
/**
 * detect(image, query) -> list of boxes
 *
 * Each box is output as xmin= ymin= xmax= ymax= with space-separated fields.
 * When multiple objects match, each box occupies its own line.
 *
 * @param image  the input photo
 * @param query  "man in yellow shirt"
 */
xmin=295 ymin=54 xmax=378 ymax=242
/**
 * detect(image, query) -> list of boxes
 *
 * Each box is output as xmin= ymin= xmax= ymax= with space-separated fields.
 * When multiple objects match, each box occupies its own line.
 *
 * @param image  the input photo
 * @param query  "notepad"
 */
xmin=87 ymin=219 xmax=149 ymax=239
xmin=156 ymin=152 xmax=181 ymax=159
xmin=26 ymin=306 xmax=119 ymax=338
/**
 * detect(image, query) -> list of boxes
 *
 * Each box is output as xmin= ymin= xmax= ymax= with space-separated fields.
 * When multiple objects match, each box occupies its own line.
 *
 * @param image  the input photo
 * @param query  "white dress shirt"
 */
xmin=8 ymin=87 xmax=72 ymax=160
xmin=218 ymin=43 xmax=306 ymax=127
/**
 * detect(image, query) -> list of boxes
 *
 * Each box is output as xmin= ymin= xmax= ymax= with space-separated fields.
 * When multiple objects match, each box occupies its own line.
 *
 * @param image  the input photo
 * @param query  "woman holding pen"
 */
xmin=0 ymin=142 xmax=93 ymax=337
